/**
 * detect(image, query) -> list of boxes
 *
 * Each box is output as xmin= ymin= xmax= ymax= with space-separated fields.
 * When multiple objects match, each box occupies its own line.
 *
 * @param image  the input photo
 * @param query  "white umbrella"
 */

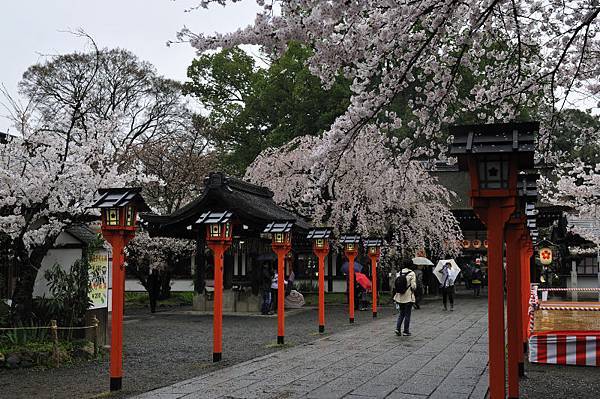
xmin=412 ymin=256 xmax=434 ymax=266
xmin=434 ymin=259 xmax=461 ymax=285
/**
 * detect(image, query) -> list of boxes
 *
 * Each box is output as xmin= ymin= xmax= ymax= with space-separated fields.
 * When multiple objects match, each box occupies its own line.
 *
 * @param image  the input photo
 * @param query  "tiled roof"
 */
xmin=142 ymin=172 xmax=311 ymax=238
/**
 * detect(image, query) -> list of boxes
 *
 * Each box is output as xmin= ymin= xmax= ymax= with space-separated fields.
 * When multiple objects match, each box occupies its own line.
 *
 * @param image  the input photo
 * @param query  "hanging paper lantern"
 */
xmin=539 ymin=247 xmax=553 ymax=265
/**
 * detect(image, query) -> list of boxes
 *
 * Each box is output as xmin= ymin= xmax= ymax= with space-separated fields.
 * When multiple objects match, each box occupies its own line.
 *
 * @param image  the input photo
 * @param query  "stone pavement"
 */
xmin=133 ymin=299 xmax=489 ymax=399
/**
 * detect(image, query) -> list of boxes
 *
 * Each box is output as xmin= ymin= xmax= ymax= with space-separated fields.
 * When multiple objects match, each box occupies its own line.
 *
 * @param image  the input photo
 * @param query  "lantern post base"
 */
xmin=277 ymin=336 xmax=284 ymax=345
xmin=213 ymin=352 xmax=222 ymax=362
xmin=349 ymin=318 xmax=354 ymax=324
xmin=373 ymin=312 xmax=377 ymax=318
xmin=110 ymin=377 xmax=122 ymax=391
xmin=319 ymin=325 xmax=325 ymax=333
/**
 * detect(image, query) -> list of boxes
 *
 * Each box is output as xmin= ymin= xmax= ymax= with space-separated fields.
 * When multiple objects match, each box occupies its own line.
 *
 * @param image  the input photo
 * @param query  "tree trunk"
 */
xmin=194 ymin=235 xmax=206 ymax=294
xmin=11 ymin=239 xmax=54 ymax=324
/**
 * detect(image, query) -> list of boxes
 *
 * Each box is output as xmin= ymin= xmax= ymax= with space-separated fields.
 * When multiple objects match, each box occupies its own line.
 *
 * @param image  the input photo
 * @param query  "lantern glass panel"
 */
xmin=125 ymin=206 xmax=135 ymax=227
xmin=274 ymin=233 xmax=284 ymax=243
xmin=315 ymin=239 xmax=324 ymax=248
xmin=106 ymin=208 xmax=120 ymax=226
xmin=369 ymin=247 xmax=377 ymax=254
xmin=346 ymin=243 xmax=355 ymax=251
xmin=225 ymin=222 xmax=231 ymax=238
xmin=478 ymin=156 xmax=509 ymax=189
xmin=210 ymin=224 xmax=221 ymax=238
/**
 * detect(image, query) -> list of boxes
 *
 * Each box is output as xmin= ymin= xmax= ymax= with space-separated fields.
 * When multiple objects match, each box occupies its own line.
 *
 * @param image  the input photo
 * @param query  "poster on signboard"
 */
xmin=89 ymin=250 xmax=109 ymax=309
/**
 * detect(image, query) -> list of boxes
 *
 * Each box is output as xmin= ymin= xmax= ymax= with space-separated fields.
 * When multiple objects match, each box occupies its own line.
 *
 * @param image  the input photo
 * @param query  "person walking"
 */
xmin=393 ymin=259 xmax=417 ymax=336
xmin=261 ymin=263 xmax=273 ymax=315
xmin=471 ymin=267 xmax=482 ymax=297
xmin=147 ymin=267 xmax=161 ymax=313
xmin=440 ymin=261 xmax=456 ymax=311
xmin=270 ymin=271 xmax=287 ymax=312
xmin=413 ymin=266 xmax=424 ymax=309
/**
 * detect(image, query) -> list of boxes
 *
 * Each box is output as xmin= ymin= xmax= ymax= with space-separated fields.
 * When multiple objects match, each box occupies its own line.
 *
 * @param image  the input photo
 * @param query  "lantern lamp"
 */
xmin=340 ymin=233 xmax=361 ymax=323
xmin=364 ymin=238 xmax=383 ymax=254
xmin=449 ymin=122 xmax=537 ymax=399
xmin=90 ymin=187 xmax=148 ymax=392
xmin=307 ymin=227 xmax=333 ymax=250
xmin=196 ymin=211 xmax=233 ymax=243
xmin=91 ymin=188 xmax=149 ymax=232
xmin=263 ymin=221 xmax=294 ymax=248
xmin=339 ymin=234 xmax=361 ymax=253
xmin=307 ymin=227 xmax=333 ymax=333
xmin=517 ymin=173 xmax=539 ymax=201
xmin=364 ymin=238 xmax=383 ymax=318
xmin=264 ymin=220 xmax=294 ymax=344
xmin=449 ymin=122 xmax=537 ymax=197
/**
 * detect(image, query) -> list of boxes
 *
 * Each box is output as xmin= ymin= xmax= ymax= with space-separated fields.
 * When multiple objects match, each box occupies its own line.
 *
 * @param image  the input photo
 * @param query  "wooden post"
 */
xmin=317 ymin=252 xmax=326 ymax=333
xmin=348 ymin=253 xmax=356 ymax=323
xmin=107 ymin=234 xmax=129 ymax=391
xmin=368 ymin=251 xmax=380 ymax=318
xmin=209 ymin=244 xmax=226 ymax=362
xmin=506 ymin=221 xmax=524 ymax=398
xmin=274 ymin=247 xmax=290 ymax=344
xmin=51 ymin=319 xmax=59 ymax=366
xmin=92 ymin=315 xmax=100 ymax=356
xmin=473 ymin=198 xmax=515 ymax=399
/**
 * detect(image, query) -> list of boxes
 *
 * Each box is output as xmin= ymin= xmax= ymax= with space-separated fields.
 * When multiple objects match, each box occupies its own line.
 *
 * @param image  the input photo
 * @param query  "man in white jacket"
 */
xmin=393 ymin=259 xmax=417 ymax=336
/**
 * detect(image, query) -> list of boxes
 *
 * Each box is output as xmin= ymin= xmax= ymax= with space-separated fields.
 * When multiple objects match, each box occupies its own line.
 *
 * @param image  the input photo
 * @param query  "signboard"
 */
xmin=89 ymin=251 xmax=109 ymax=309
xmin=539 ymin=247 xmax=553 ymax=265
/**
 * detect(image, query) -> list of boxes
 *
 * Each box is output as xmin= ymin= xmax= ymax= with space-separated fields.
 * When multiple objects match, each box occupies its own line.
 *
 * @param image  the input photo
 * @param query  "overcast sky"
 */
xmin=0 ymin=0 xmax=261 ymax=133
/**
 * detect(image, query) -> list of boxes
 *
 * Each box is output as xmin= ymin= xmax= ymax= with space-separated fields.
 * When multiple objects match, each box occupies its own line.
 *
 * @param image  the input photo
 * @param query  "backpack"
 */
xmin=394 ymin=272 xmax=410 ymax=294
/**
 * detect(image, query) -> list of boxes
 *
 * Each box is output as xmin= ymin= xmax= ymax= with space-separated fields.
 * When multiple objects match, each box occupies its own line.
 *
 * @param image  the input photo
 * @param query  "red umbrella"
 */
xmin=355 ymin=272 xmax=372 ymax=291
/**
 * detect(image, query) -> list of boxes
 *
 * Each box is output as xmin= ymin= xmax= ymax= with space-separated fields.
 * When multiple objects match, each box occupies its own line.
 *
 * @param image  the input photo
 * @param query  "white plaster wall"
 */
xmin=33 ymin=248 xmax=83 ymax=298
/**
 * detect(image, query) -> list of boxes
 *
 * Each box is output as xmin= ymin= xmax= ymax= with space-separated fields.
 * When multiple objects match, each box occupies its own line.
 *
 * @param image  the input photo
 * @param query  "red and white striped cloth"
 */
xmin=529 ymin=333 xmax=600 ymax=366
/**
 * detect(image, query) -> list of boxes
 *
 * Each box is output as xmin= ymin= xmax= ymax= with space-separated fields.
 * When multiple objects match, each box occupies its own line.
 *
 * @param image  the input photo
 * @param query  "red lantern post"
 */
xmin=450 ymin=122 xmax=537 ymax=399
xmin=307 ymin=228 xmax=333 ymax=333
xmin=523 ymin=236 xmax=534 ymax=342
xmin=340 ymin=234 xmax=361 ymax=324
xmin=196 ymin=211 xmax=234 ymax=362
xmin=264 ymin=221 xmax=294 ymax=344
xmin=506 ymin=218 xmax=526 ymax=398
xmin=365 ymin=238 xmax=383 ymax=318
xmin=515 ymin=177 xmax=538 ymax=379
xmin=91 ymin=188 xmax=149 ymax=391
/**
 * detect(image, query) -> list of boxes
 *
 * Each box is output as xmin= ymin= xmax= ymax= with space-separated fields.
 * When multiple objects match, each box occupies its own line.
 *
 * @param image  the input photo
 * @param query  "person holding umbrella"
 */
xmin=393 ymin=259 xmax=417 ymax=336
xmin=434 ymin=260 xmax=460 ymax=311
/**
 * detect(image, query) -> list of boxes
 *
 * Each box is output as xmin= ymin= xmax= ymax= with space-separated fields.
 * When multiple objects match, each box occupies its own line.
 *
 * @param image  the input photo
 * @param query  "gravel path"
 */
xmin=520 ymin=361 xmax=600 ymax=398
xmin=0 ymin=303 xmax=397 ymax=399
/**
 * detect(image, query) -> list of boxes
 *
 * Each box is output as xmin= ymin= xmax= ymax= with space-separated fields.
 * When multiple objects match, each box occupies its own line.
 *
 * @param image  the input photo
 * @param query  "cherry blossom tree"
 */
xmin=245 ymin=126 xmax=462 ymax=256
xmin=125 ymin=231 xmax=195 ymax=298
xmin=541 ymin=160 xmax=600 ymax=245
xmin=180 ymin=1 xmax=600 ymax=160
xmin=0 ymin=117 xmax=149 ymax=322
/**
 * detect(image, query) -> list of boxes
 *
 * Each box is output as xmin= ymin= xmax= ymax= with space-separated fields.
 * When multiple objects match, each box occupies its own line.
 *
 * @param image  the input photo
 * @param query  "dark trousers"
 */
xmin=473 ymin=284 xmax=481 ymax=297
xmin=149 ymin=293 xmax=157 ymax=313
xmin=271 ymin=288 xmax=278 ymax=311
xmin=396 ymin=302 xmax=413 ymax=333
xmin=261 ymin=290 xmax=271 ymax=314
xmin=442 ymin=286 xmax=454 ymax=308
